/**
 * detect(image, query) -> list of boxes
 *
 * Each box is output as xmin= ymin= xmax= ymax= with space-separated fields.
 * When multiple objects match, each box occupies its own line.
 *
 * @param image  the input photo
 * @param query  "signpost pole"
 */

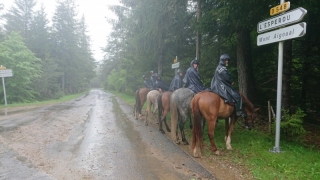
xmin=271 ymin=0 xmax=285 ymax=153
xmin=175 ymin=56 xmax=178 ymax=74
xmin=273 ymin=41 xmax=284 ymax=152
xmin=2 ymin=77 xmax=7 ymax=106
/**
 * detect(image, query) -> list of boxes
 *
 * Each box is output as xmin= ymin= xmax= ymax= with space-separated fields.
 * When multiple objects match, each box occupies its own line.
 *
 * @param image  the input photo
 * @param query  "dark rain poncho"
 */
xmin=143 ymin=79 xmax=152 ymax=89
xmin=183 ymin=60 xmax=205 ymax=93
xmin=210 ymin=59 xmax=241 ymax=103
xmin=168 ymin=71 xmax=183 ymax=92
xmin=150 ymin=75 xmax=157 ymax=90
xmin=155 ymin=78 xmax=169 ymax=91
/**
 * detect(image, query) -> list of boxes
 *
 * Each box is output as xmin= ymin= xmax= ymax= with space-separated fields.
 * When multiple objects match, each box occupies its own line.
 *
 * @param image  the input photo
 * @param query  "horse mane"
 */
xmin=240 ymin=93 xmax=254 ymax=110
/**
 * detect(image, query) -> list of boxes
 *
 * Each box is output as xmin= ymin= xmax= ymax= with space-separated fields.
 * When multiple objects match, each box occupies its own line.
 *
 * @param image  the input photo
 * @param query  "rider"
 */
xmin=210 ymin=54 xmax=247 ymax=117
xmin=143 ymin=75 xmax=152 ymax=89
xmin=183 ymin=59 xmax=205 ymax=93
xmin=168 ymin=69 xmax=183 ymax=92
xmin=149 ymin=71 xmax=157 ymax=90
xmin=155 ymin=73 xmax=169 ymax=92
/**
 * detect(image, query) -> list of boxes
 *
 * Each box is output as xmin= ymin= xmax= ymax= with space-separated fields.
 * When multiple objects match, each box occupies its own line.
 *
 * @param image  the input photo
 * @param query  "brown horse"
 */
xmin=157 ymin=91 xmax=172 ymax=134
xmin=191 ymin=91 xmax=259 ymax=157
xmin=133 ymin=87 xmax=150 ymax=120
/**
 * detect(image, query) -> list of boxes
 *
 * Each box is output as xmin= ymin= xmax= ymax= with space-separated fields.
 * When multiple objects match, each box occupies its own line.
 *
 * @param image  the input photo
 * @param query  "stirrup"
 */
xmin=236 ymin=110 xmax=247 ymax=117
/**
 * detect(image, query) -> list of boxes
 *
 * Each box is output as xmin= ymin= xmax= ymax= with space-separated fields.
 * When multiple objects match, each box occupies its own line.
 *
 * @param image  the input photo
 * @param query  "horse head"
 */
xmin=243 ymin=107 xmax=260 ymax=130
xmin=241 ymin=94 xmax=260 ymax=130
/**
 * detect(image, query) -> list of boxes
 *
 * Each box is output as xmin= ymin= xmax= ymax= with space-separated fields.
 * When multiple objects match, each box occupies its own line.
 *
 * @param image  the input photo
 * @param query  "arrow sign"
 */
xmin=258 ymin=7 xmax=307 ymax=33
xmin=0 ymin=69 xmax=13 ymax=77
xmin=172 ymin=62 xmax=180 ymax=69
xmin=257 ymin=22 xmax=306 ymax=46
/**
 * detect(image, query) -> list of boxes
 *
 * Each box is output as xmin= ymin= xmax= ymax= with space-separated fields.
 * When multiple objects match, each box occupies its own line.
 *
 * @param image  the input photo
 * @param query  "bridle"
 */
xmin=237 ymin=108 xmax=257 ymax=129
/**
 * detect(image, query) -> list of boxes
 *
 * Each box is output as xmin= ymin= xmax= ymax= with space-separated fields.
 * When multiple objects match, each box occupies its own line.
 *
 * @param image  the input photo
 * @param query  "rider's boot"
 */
xmin=235 ymin=99 xmax=247 ymax=118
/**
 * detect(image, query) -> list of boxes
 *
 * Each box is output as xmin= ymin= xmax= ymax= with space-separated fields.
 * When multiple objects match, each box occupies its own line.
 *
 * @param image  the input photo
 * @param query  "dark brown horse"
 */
xmin=191 ymin=91 xmax=259 ymax=157
xmin=133 ymin=87 xmax=150 ymax=120
xmin=157 ymin=91 xmax=172 ymax=134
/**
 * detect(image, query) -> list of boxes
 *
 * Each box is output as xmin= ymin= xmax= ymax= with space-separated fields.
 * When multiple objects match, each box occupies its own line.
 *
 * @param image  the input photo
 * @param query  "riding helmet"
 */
xmin=220 ymin=54 xmax=231 ymax=62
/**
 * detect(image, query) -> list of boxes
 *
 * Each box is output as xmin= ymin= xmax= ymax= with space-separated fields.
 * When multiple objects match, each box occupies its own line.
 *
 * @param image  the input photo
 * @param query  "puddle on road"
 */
xmin=110 ymin=96 xmax=188 ymax=180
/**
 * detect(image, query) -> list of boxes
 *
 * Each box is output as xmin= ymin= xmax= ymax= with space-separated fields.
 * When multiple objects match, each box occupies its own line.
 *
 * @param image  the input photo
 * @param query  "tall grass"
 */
xmin=111 ymin=90 xmax=320 ymax=179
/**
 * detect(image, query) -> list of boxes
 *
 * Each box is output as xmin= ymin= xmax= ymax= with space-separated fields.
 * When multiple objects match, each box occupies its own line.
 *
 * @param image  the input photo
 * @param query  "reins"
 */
xmin=236 ymin=108 xmax=255 ymax=129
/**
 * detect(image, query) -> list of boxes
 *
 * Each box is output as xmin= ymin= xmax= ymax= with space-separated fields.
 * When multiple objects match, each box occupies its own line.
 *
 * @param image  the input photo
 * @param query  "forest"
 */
xmin=101 ymin=0 xmax=320 ymax=125
xmin=0 ymin=0 xmax=96 ymax=103
xmin=1 ymin=0 xmax=319 ymax=125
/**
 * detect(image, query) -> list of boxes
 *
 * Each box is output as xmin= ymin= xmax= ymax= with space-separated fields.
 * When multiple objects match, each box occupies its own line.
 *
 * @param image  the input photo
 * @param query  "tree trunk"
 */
xmin=158 ymin=30 xmax=164 ymax=76
xmin=236 ymin=27 xmax=257 ymax=103
xmin=196 ymin=0 xmax=201 ymax=62
xmin=282 ymin=40 xmax=292 ymax=111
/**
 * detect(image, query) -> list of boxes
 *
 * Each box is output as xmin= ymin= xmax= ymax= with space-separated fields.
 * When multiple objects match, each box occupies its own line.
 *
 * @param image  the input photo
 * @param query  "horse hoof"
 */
xmin=214 ymin=150 xmax=220 ymax=156
xmin=183 ymin=141 xmax=189 ymax=145
xmin=193 ymin=150 xmax=201 ymax=158
xmin=145 ymin=123 xmax=148 ymax=126
xmin=160 ymin=130 xmax=165 ymax=134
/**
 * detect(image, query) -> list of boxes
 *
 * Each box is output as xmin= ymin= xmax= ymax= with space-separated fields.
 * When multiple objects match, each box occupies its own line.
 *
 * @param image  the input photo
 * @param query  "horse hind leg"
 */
xmin=207 ymin=117 xmax=219 ymax=155
xmin=159 ymin=113 xmax=165 ymax=134
xmin=163 ymin=116 xmax=171 ymax=132
xmin=179 ymin=119 xmax=189 ymax=145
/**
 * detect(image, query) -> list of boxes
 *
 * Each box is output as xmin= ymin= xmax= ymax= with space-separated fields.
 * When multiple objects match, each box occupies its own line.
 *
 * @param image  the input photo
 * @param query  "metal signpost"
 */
xmin=257 ymin=1 xmax=307 ymax=153
xmin=0 ymin=69 xmax=13 ymax=106
xmin=172 ymin=56 xmax=180 ymax=74
xmin=258 ymin=7 xmax=307 ymax=33
xmin=257 ymin=22 xmax=306 ymax=46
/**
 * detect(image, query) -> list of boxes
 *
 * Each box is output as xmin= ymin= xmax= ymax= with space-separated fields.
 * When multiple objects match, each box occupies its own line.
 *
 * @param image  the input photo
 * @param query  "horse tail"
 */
xmin=191 ymin=95 xmax=203 ymax=152
xmin=189 ymin=93 xmax=195 ymax=129
xmin=170 ymin=94 xmax=179 ymax=143
xmin=135 ymin=88 xmax=141 ymax=113
xmin=157 ymin=93 xmax=163 ymax=122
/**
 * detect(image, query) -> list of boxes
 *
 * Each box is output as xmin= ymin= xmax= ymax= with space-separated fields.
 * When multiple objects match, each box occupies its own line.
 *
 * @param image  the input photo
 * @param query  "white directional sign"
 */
xmin=258 ymin=7 xmax=307 ymax=33
xmin=0 ymin=69 xmax=13 ymax=77
xmin=257 ymin=22 xmax=306 ymax=46
xmin=172 ymin=62 xmax=180 ymax=69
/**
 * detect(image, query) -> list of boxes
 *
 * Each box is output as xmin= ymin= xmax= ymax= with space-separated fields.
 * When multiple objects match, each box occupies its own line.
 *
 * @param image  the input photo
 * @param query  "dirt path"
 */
xmin=0 ymin=90 xmax=216 ymax=179
xmin=141 ymin=109 xmax=255 ymax=180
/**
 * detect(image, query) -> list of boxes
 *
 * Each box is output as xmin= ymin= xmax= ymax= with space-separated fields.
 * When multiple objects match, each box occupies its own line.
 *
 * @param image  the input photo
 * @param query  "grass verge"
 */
xmin=109 ymin=90 xmax=320 ymax=180
xmin=0 ymin=91 xmax=88 ymax=108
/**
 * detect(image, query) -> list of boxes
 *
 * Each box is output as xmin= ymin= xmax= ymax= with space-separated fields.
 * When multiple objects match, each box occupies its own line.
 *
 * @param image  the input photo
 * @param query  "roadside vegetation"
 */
xmin=110 ymin=90 xmax=320 ymax=180
xmin=0 ymin=91 xmax=87 ymax=108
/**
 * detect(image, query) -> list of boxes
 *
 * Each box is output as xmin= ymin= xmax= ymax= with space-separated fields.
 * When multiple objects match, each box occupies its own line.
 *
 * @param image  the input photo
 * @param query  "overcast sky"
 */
xmin=2 ymin=0 xmax=120 ymax=61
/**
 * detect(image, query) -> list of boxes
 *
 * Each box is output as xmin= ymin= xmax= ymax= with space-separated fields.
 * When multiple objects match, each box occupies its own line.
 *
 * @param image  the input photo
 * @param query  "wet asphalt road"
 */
xmin=0 ymin=89 xmax=215 ymax=180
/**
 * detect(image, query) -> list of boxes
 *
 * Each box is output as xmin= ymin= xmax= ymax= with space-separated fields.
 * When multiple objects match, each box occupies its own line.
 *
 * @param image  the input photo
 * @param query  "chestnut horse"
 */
xmin=170 ymin=88 xmax=195 ymax=145
xmin=133 ymin=87 xmax=150 ymax=120
xmin=191 ymin=91 xmax=259 ymax=157
xmin=157 ymin=91 xmax=172 ymax=134
xmin=145 ymin=90 xmax=160 ymax=126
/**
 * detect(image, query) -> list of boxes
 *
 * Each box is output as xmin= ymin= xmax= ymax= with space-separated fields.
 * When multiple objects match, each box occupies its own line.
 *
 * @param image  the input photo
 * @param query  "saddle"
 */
xmin=205 ymin=89 xmax=235 ymax=106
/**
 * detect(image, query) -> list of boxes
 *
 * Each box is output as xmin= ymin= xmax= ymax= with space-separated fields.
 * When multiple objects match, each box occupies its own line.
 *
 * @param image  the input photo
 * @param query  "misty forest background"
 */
xmin=0 ymin=0 xmax=319 ymax=125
